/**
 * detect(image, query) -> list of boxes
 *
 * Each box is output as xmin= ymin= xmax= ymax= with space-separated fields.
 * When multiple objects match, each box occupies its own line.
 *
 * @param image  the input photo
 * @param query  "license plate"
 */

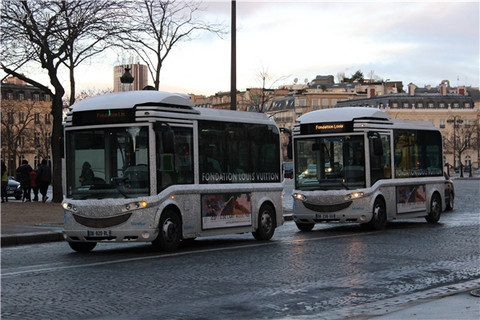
xmin=315 ymin=213 xmax=336 ymax=219
xmin=87 ymin=230 xmax=112 ymax=237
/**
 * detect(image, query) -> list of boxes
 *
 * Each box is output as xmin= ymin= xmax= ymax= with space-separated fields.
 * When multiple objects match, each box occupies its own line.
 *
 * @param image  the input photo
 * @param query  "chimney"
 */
xmin=408 ymin=83 xmax=416 ymax=96
xmin=440 ymin=81 xmax=447 ymax=96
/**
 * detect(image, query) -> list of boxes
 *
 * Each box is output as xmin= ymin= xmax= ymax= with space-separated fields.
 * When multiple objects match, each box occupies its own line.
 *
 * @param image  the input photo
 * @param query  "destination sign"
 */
xmin=72 ymin=108 xmax=135 ymax=126
xmin=301 ymin=121 xmax=352 ymax=134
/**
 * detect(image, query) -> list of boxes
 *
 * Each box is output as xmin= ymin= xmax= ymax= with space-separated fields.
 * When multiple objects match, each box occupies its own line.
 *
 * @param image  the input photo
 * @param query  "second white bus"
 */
xmin=292 ymin=107 xmax=449 ymax=231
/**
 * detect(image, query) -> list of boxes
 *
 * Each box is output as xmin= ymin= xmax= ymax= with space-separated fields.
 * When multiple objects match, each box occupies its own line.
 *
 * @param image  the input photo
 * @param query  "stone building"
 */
xmin=1 ymin=76 xmax=53 ymax=174
xmin=335 ymin=81 xmax=479 ymax=172
xmin=113 ymin=64 xmax=149 ymax=92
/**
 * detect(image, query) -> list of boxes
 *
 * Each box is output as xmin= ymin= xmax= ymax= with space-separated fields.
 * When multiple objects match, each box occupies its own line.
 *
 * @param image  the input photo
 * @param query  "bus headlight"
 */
xmin=345 ymin=192 xmax=364 ymax=200
xmin=122 ymin=201 xmax=147 ymax=212
xmin=293 ymin=193 xmax=306 ymax=201
xmin=62 ymin=202 xmax=77 ymax=212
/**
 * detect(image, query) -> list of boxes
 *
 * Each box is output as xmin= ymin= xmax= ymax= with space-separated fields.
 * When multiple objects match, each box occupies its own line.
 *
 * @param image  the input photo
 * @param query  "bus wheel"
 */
xmin=426 ymin=193 xmax=441 ymax=223
xmin=252 ymin=204 xmax=275 ymax=241
xmin=445 ymin=191 xmax=454 ymax=211
xmin=68 ymin=241 xmax=96 ymax=253
xmin=367 ymin=198 xmax=387 ymax=230
xmin=152 ymin=209 xmax=181 ymax=251
xmin=295 ymin=222 xmax=314 ymax=232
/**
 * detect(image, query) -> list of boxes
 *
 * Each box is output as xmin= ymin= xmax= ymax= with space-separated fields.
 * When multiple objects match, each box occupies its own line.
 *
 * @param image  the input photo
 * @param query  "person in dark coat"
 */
xmin=16 ymin=160 xmax=33 ymax=202
xmin=1 ymin=160 xmax=8 ymax=203
xmin=37 ymin=159 xmax=52 ymax=203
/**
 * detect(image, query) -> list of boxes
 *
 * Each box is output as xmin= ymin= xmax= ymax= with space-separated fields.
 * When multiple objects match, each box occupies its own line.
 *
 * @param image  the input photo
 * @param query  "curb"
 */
xmin=1 ymin=230 xmax=64 ymax=247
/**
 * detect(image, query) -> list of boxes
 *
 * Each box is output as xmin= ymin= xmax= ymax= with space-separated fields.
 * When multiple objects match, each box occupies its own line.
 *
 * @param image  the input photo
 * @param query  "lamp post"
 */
xmin=447 ymin=116 xmax=464 ymax=177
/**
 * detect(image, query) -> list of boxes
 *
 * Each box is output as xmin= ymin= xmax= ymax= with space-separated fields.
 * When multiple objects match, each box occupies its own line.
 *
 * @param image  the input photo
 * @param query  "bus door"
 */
xmin=154 ymin=122 xmax=194 ymax=193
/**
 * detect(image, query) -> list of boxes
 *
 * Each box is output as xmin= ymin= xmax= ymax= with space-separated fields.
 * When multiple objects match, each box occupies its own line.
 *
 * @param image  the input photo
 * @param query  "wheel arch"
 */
xmin=155 ymin=203 xmax=183 ymax=234
xmin=256 ymin=199 xmax=277 ymax=228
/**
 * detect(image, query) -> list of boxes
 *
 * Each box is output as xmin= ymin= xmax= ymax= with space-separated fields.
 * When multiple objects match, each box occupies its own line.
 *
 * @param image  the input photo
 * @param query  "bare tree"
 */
xmin=248 ymin=67 xmax=289 ymax=113
xmin=444 ymin=120 xmax=479 ymax=177
xmin=1 ymin=99 xmax=38 ymax=174
xmin=1 ymin=0 xmax=130 ymax=202
xmin=122 ymin=0 xmax=226 ymax=90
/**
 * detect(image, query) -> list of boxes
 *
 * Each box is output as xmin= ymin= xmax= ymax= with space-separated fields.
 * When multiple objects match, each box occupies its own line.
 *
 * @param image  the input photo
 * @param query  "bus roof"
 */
xmin=297 ymin=107 xmax=390 ymax=124
xmin=67 ymin=90 xmax=275 ymax=126
xmin=70 ymin=91 xmax=194 ymax=112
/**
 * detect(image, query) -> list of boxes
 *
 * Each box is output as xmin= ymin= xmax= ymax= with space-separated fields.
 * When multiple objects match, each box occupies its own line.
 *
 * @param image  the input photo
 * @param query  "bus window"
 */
xmin=394 ymin=130 xmax=442 ymax=178
xmin=155 ymin=125 xmax=193 ymax=191
xmin=370 ymin=133 xmax=391 ymax=184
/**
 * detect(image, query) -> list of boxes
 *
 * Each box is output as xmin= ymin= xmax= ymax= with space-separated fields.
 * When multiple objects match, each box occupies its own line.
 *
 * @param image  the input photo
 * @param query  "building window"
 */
xmin=403 ymin=102 xmax=409 ymax=108
xmin=34 ymin=132 xmax=40 ymax=145
xmin=465 ymin=102 xmax=471 ymax=108
xmin=34 ymin=113 xmax=40 ymax=124
xmin=465 ymin=136 xmax=470 ymax=148
xmin=7 ymin=92 xmax=13 ymax=100
xmin=440 ymin=119 xmax=445 ymax=128
xmin=392 ymin=102 xmax=398 ymax=108
xmin=45 ymin=113 xmax=51 ymax=124
xmin=8 ymin=112 xmax=14 ymax=123
xmin=33 ymin=93 xmax=40 ymax=101
xmin=464 ymin=120 xmax=470 ymax=128
xmin=312 ymin=99 xmax=320 ymax=107
xmin=45 ymin=94 xmax=51 ymax=102
xmin=19 ymin=93 xmax=24 ymax=101
xmin=298 ymin=98 xmax=306 ymax=107
xmin=19 ymin=112 xmax=25 ymax=123
xmin=452 ymin=102 xmax=459 ymax=108
xmin=428 ymin=102 xmax=434 ymax=108
xmin=417 ymin=102 xmax=423 ymax=108
xmin=439 ymin=102 xmax=446 ymax=108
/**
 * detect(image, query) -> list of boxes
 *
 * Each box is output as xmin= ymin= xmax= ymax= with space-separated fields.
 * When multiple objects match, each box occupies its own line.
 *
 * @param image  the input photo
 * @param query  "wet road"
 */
xmin=1 ymin=179 xmax=479 ymax=319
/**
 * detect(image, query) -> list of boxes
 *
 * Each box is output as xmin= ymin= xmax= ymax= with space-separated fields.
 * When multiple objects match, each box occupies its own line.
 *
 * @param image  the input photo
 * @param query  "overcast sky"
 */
xmin=73 ymin=0 xmax=479 ymax=95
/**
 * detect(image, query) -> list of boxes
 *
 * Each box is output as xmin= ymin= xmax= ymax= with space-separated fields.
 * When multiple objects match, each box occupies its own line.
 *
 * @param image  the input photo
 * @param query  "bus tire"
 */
xmin=426 ymin=193 xmax=441 ymax=223
xmin=367 ymin=198 xmax=387 ymax=230
xmin=252 ymin=204 xmax=276 ymax=241
xmin=152 ymin=209 xmax=182 ymax=251
xmin=295 ymin=222 xmax=315 ymax=232
xmin=445 ymin=190 xmax=454 ymax=211
xmin=68 ymin=241 xmax=96 ymax=253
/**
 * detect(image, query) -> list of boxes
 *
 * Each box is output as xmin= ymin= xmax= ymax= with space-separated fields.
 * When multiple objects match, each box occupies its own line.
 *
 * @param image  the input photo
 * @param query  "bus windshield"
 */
xmin=295 ymin=135 xmax=365 ymax=191
xmin=65 ymin=126 xmax=150 ymax=199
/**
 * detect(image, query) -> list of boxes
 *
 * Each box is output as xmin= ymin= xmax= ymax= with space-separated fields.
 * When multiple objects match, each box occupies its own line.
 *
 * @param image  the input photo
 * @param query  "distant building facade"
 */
xmin=113 ymin=64 xmax=149 ymax=92
xmin=1 ymin=76 xmax=53 ymax=174
xmin=336 ymin=81 xmax=479 ymax=171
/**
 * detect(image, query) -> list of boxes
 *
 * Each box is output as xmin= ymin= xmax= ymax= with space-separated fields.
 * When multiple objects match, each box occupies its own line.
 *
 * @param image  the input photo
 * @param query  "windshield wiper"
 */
xmin=111 ymin=177 xmax=131 ymax=199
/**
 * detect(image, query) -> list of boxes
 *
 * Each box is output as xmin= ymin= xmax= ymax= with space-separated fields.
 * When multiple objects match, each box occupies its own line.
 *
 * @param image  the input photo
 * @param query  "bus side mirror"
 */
xmin=280 ymin=127 xmax=293 ymax=160
xmin=287 ymin=138 xmax=292 ymax=159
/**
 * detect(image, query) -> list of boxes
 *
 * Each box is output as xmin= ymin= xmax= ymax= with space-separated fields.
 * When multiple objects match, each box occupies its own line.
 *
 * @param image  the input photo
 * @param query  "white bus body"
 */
xmin=62 ymin=91 xmax=284 ymax=252
xmin=292 ymin=107 xmax=447 ymax=231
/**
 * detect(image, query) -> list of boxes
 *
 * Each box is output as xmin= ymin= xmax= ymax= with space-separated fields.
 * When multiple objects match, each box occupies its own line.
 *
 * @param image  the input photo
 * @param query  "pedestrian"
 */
xmin=16 ymin=160 xmax=33 ymax=202
xmin=1 ymin=160 xmax=8 ymax=203
xmin=37 ymin=159 xmax=51 ymax=203
xmin=30 ymin=169 xmax=39 ymax=201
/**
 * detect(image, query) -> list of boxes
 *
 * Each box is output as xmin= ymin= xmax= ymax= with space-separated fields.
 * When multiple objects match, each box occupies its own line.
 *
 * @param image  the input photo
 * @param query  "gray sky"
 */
xmin=73 ymin=1 xmax=480 ymax=95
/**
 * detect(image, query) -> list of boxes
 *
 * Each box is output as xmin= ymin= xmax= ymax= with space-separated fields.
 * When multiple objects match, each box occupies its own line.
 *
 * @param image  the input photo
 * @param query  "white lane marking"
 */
xmin=1 ymin=232 xmax=373 ymax=277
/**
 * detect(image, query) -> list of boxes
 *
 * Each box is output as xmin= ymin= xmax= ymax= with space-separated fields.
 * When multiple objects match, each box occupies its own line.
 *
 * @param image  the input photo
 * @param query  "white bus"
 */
xmin=292 ymin=107 xmax=449 ymax=231
xmin=62 ymin=91 xmax=284 ymax=252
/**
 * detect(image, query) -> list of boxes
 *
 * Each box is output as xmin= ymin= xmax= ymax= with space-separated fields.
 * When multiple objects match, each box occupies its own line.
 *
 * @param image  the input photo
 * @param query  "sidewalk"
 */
xmin=1 ymin=201 xmax=64 ymax=246
xmin=1 ymin=200 xmax=479 ymax=319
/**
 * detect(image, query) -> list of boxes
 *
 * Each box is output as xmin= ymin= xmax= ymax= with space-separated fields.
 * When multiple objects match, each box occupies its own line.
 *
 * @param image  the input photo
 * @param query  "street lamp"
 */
xmin=120 ymin=66 xmax=134 ymax=92
xmin=447 ymin=116 xmax=464 ymax=177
